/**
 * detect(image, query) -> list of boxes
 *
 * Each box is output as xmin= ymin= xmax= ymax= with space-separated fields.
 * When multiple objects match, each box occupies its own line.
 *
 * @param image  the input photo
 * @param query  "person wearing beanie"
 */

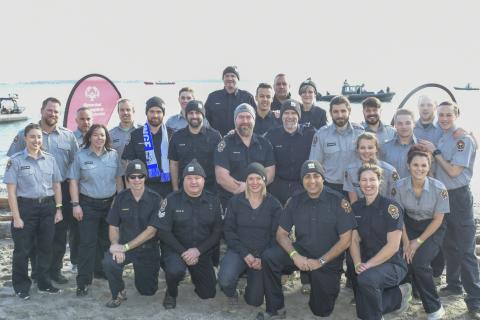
xmin=122 ymin=96 xmax=172 ymax=197
xmin=205 ymin=66 xmax=256 ymax=136
xmin=257 ymin=159 xmax=356 ymax=320
xmin=102 ymin=158 xmax=163 ymax=308
xmin=309 ymin=95 xmax=364 ymax=194
xmin=253 ymin=83 xmax=281 ymax=135
xmin=271 ymin=73 xmax=292 ymax=111
xmin=218 ymin=162 xmax=282 ymax=310
xmin=157 ymin=158 xmax=222 ymax=310
xmin=168 ymin=100 xmax=222 ymax=193
xmin=214 ymin=102 xmax=276 ymax=209
xmin=264 ymin=99 xmax=315 ymax=205
xmin=298 ymin=77 xmax=327 ymax=130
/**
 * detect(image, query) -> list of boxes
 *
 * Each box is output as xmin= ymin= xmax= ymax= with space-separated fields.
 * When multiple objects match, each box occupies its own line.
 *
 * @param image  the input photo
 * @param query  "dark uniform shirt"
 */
xmin=254 ymin=111 xmax=281 ymax=135
xmin=157 ymin=190 xmax=223 ymax=254
xmin=168 ymin=125 xmax=222 ymax=188
xmin=122 ymin=125 xmax=168 ymax=184
xmin=7 ymin=125 xmax=78 ymax=181
xmin=299 ymin=105 xmax=327 ymax=130
xmin=264 ymin=125 xmax=315 ymax=181
xmin=205 ymin=88 xmax=256 ymax=136
xmin=271 ymin=93 xmax=291 ymax=111
xmin=279 ymin=187 xmax=356 ymax=271
xmin=352 ymin=195 xmax=404 ymax=266
xmin=106 ymin=187 xmax=162 ymax=245
xmin=224 ymin=193 xmax=282 ymax=258
xmin=214 ymin=132 xmax=275 ymax=200
xmin=3 ymin=149 xmax=62 ymax=198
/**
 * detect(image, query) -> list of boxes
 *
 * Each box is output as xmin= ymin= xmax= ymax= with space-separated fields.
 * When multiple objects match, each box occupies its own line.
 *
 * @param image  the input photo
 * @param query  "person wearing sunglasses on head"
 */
xmin=102 ymin=160 xmax=163 ymax=308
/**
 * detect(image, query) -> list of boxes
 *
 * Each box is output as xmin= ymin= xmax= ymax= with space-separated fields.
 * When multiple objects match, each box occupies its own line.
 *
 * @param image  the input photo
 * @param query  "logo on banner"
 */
xmin=85 ymin=86 xmax=100 ymax=101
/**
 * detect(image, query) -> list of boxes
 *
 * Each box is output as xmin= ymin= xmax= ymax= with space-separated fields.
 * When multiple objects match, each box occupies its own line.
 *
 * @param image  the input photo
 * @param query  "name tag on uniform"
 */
xmin=121 ymin=208 xmax=129 ymax=212
xmin=232 ymin=151 xmax=240 ymax=154
xmin=175 ymin=209 xmax=184 ymax=213
xmin=113 ymin=139 xmax=120 ymax=143
xmin=215 ymin=102 xmax=221 ymax=105
xmin=275 ymin=145 xmax=283 ymax=148
xmin=84 ymin=161 xmax=94 ymax=165
xmin=327 ymin=143 xmax=336 ymax=147
xmin=179 ymin=144 xmax=186 ymax=146
xmin=20 ymin=166 xmax=30 ymax=170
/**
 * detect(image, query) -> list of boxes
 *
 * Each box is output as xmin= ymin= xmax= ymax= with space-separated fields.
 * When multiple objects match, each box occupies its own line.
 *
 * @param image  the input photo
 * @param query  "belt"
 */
xmin=17 ymin=196 xmax=54 ymax=204
xmin=80 ymin=194 xmax=115 ymax=203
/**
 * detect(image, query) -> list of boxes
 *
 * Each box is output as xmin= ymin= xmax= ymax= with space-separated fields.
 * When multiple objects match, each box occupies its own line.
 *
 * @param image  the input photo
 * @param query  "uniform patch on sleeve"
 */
xmin=217 ymin=140 xmax=226 ymax=152
xmin=388 ymin=204 xmax=400 ymax=220
xmin=13 ymin=135 xmax=19 ymax=143
xmin=6 ymin=160 xmax=12 ymax=171
xmin=392 ymin=171 xmax=399 ymax=181
xmin=391 ymin=187 xmax=396 ymax=197
xmin=440 ymin=190 xmax=448 ymax=200
xmin=158 ymin=198 xmax=167 ymax=218
xmin=457 ymin=140 xmax=465 ymax=151
xmin=341 ymin=199 xmax=352 ymax=213
xmin=312 ymin=135 xmax=318 ymax=146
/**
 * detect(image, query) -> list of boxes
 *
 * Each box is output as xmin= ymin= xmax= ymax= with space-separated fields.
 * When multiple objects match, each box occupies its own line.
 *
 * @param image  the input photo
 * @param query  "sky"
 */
xmin=1 ymin=0 xmax=479 ymax=87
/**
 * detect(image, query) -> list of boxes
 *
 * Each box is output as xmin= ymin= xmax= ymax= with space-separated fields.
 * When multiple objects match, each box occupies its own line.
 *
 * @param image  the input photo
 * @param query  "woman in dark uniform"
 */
xmin=298 ymin=78 xmax=327 ymax=130
xmin=4 ymin=123 xmax=63 ymax=299
xmin=344 ymin=132 xmax=399 ymax=203
xmin=393 ymin=145 xmax=447 ymax=319
xmin=349 ymin=163 xmax=410 ymax=320
xmin=68 ymin=124 xmax=123 ymax=296
xmin=218 ymin=162 xmax=282 ymax=308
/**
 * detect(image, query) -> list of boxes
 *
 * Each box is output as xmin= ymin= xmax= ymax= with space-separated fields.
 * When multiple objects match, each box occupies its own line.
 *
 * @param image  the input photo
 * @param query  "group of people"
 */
xmin=3 ymin=65 xmax=479 ymax=320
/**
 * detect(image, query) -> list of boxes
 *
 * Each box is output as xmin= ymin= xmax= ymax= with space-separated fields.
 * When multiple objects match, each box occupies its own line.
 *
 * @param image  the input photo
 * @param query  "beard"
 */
xmin=43 ymin=116 xmax=58 ymax=127
xmin=188 ymin=118 xmax=202 ymax=128
xmin=333 ymin=116 xmax=349 ymax=127
xmin=237 ymin=125 xmax=253 ymax=137
xmin=147 ymin=117 xmax=162 ymax=127
xmin=365 ymin=116 xmax=379 ymax=125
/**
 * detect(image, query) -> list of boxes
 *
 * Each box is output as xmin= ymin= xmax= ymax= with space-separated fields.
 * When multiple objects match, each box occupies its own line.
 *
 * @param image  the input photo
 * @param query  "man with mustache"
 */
xmin=309 ymin=95 xmax=364 ymax=194
xmin=361 ymin=97 xmax=396 ymax=145
xmin=7 ymin=97 xmax=79 ymax=284
xmin=214 ymin=103 xmax=275 ymax=209
xmin=168 ymin=100 xmax=222 ymax=192
xmin=205 ymin=66 xmax=256 ymax=136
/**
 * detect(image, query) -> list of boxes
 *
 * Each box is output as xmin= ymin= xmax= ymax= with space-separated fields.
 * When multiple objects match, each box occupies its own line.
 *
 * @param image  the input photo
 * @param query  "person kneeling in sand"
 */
xmin=102 ymin=160 xmax=162 ymax=308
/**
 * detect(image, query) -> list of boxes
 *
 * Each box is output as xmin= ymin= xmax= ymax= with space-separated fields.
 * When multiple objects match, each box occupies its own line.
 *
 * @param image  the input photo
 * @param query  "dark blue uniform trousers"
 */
xmin=103 ymin=246 xmax=160 ymax=299
xmin=76 ymin=196 xmax=112 ymax=287
xmin=218 ymin=249 xmax=265 ymax=306
xmin=262 ymin=245 xmax=341 ymax=317
xmin=443 ymin=186 xmax=480 ymax=311
xmin=12 ymin=197 xmax=55 ymax=293
xmin=350 ymin=262 xmax=406 ymax=320
xmin=161 ymin=249 xmax=216 ymax=299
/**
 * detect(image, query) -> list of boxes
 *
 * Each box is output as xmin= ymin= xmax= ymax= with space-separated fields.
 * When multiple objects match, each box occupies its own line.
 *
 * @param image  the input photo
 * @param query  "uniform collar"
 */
xmin=363 ymin=194 xmax=381 ymax=208
xmin=188 ymin=124 xmax=207 ymax=136
xmin=362 ymin=120 xmax=386 ymax=133
xmin=181 ymin=190 xmax=208 ymax=203
xmin=273 ymin=92 xmax=291 ymax=103
xmin=23 ymin=149 xmax=46 ymax=160
xmin=87 ymin=147 xmax=107 ymax=156
xmin=301 ymin=187 xmax=329 ymax=203
xmin=415 ymin=120 xmax=436 ymax=130
xmin=394 ymin=134 xmax=417 ymax=145
xmin=256 ymin=110 xmax=274 ymax=120
xmin=223 ymin=87 xmax=239 ymax=96
xmin=332 ymin=121 xmax=354 ymax=135
xmin=283 ymin=125 xmax=301 ymax=136
xmin=406 ymin=176 xmax=430 ymax=193
xmin=74 ymin=129 xmax=84 ymax=139
xmin=234 ymin=131 xmax=259 ymax=145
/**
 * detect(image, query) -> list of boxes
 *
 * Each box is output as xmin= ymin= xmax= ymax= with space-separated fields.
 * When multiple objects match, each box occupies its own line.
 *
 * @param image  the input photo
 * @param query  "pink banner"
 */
xmin=63 ymin=74 xmax=121 ymax=129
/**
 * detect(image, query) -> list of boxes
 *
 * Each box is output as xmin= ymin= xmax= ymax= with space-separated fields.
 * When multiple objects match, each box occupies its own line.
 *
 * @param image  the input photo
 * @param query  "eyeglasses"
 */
xmin=128 ymin=174 xmax=146 ymax=180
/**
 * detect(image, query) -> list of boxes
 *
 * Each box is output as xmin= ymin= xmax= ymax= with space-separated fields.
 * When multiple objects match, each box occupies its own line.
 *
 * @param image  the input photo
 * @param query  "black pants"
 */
xmin=267 ymin=177 xmax=302 ymax=206
xmin=262 ymin=245 xmax=341 ymax=317
xmin=76 ymin=195 xmax=112 ymax=288
xmin=103 ymin=245 xmax=160 ymax=299
xmin=443 ymin=186 xmax=480 ymax=311
xmin=161 ymin=249 xmax=216 ymax=299
xmin=218 ymin=249 xmax=265 ymax=306
xmin=12 ymin=197 xmax=55 ymax=293
xmin=348 ymin=260 xmax=406 ymax=320
xmin=406 ymin=216 xmax=445 ymax=314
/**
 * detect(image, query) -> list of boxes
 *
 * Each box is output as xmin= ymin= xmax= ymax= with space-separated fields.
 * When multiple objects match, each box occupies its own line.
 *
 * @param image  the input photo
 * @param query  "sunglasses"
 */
xmin=128 ymin=174 xmax=146 ymax=180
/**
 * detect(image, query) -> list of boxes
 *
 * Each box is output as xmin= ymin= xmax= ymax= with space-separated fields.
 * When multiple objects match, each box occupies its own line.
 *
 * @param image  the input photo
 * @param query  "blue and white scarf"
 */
xmin=143 ymin=122 xmax=170 ymax=182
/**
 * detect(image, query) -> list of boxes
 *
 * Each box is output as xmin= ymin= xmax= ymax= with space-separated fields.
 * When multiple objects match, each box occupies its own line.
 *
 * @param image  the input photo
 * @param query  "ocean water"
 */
xmin=0 ymin=79 xmax=478 ymax=207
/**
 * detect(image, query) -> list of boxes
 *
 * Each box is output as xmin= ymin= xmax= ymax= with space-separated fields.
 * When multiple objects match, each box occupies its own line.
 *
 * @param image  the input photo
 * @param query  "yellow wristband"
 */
xmin=416 ymin=238 xmax=424 ymax=245
xmin=354 ymin=262 xmax=361 ymax=268
xmin=56 ymin=203 xmax=63 ymax=209
xmin=124 ymin=243 xmax=130 ymax=252
xmin=289 ymin=250 xmax=298 ymax=258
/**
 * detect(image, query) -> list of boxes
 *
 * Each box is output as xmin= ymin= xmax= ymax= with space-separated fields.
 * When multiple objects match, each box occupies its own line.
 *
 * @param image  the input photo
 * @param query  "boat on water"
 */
xmin=317 ymin=80 xmax=395 ymax=103
xmin=144 ymin=81 xmax=176 ymax=85
xmin=454 ymin=83 xmax=479 ymax=91
xmin=0 ymin=94 xmax=28 ymax=123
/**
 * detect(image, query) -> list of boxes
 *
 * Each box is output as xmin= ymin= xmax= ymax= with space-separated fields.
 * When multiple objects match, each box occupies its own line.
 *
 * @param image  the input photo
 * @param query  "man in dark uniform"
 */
xmin=7 ymin=97 xmax=79 ymax=284
xmin=257 ymin=160 xmax=356 ymax=319
xmin=168 ymin=100 xmax=222 ymax=193
xmin=157 ymin=159 xmax=223 ymax=309
xmin=205 ymin=66 xmax=256 ymax=136
xmin=253 ymin=83 xmax=281 ymax=135
xmin=122 ymin=96 xmax=172 ymax=198
xmin=102 ymin=160 xmax=162 ymax=308
xmin=271 ymin=73 xmax=292 ymax=111
xmin=298 ymin=78 xmax=327 ymax=130
xmin=214 ymin=103 xmax=276 ymax=209
xmin=265 ymin=99 xmax=315 ymax=205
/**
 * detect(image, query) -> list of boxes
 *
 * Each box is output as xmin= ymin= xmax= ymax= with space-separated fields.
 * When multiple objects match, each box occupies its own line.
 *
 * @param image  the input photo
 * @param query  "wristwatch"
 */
xmin=433 ymin=149 xmax=442 ymax=157
xmin=318 ymin=256 xmax=326 ymax=266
